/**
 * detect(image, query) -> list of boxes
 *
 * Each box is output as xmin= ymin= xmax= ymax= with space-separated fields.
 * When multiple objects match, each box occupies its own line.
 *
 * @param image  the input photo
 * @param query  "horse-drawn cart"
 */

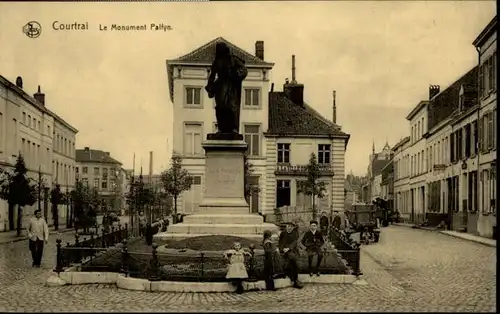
xmin=345 ymin=203 xmax=381 ymax=245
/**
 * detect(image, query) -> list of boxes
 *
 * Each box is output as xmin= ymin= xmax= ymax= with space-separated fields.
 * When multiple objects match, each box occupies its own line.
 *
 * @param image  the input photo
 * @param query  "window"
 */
xmin=94 ymin=167 xmax=99 ymax=175
xmin=101 ymin=180 xmax=108 ymax=189
xmin=244 ymin=89 xmax=260 ymax=107
xmin=37 ymin=120 xmax=40 ymax=131
xmin=464 ymin=124 xmax=471 ymax=158
xmin=276 ymin=180 xmax=291 ymax=208
xmin=185 ymin=87 xmax=202 ymax=106
xmin=192 ymin=176 xmax=201 ymax=185
xmin=459 ymin=93 xmax=465 ymax=111
xmin=82 ymin=166 xmax=88 ymax=174
xmin=32 ymin=118 xmax=35 ymax=129
xmin=488 ymin=56 xmax=494 ymax=93
xmin=93 ymin=178 xmax=99 ymax=188
xmin=457 ymin=130 xmax=463 ymax=160
xmin=103 ymin=168 xmax=108 ymax=177
xmin=318 ymin=144 xmax=331 ymax=164
xmin=184 ymin=123 xmax=202 ymax=155
xmin=487 ymin=112 xmax=493 ymax=149
xmin=277 ymin=143 xmax=290 ymax=163
xmin=28 ymin=115 xmax=31 ymax=127
xmin=244 ymin=125 xmax=260 ymax=156
xmin=493 ymin=51 xmax=497 ymax=91
xmin=22 ymin=112 xmax=26 ymax=125
xmin=417 ymin=122 xmax=420 ymax=139
xmin=494 ymin=109 xmax=497 ymax=149
xmin=75 ymin=167 xmax=79 ymax=174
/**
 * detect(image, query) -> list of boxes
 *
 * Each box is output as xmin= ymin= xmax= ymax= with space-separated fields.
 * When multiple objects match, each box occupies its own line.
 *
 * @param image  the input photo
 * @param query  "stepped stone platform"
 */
xmin=154 ymin=136 xmax=279 ymax=241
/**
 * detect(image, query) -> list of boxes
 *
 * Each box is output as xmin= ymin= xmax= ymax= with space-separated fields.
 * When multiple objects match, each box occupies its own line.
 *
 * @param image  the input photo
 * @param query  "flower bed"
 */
xmin=80 ymin=235 xmax=350 ymax=281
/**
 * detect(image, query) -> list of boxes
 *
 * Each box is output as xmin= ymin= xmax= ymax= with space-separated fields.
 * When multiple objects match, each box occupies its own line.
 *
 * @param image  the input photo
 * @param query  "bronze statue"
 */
xmin=205 ymin=42 xmax=248 ymax=134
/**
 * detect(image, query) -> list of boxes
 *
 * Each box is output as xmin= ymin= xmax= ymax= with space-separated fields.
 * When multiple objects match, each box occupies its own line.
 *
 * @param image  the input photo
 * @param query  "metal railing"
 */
xmin=328 ymin=227 xmax=362 ymax=276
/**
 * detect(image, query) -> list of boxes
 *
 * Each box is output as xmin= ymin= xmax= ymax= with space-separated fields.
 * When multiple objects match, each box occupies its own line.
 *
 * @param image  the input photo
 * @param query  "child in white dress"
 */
xmin=224 ymin=242 xmax=251 ymax=294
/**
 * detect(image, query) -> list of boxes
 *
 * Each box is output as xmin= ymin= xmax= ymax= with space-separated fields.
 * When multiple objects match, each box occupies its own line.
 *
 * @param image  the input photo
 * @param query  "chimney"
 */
xmin=105 ymin=152 xmax=110 ymax=156
xmin=255 ymin=41 xmax=264 ymax=60
xmin=429 ymin=85 xmax=440 ymax=100
xmin=33 ymin=85 xmax=45 ymax=106
xmin=15 ymin=76 xmax=23 ymax=89
xmin=283 ymin=55 xmax=304 ymax=107
xmin=332 ymin=90 xmax=337 ymax=124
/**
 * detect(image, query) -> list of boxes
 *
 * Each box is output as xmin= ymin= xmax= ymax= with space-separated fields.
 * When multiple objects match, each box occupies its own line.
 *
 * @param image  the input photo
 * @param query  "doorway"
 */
xmin=276 ymin=180 xmax=291 ymax=208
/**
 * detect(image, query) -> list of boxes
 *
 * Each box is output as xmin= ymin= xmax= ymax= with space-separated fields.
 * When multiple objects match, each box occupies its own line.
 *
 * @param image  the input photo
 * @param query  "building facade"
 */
xmin=167 ymin=37 xmax=350 ymax=217
xmin=473 ymin=16 xmax=497 ymax=238
xmin=0 ymin=76 xmax=78 ymax=231
xmin=393 ymin=136 xmax=411 ymax=220
xmin=75 ymin=147 xmax=124 ymax=214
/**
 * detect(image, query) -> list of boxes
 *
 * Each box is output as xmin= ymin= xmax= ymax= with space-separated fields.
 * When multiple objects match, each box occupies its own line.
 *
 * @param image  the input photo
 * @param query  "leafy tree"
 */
xmin=297 ymin=153 xmax=327 ymax=221
xmin=244 ymin=153 xmax=260 ymax=202
xmin=0 ymin=155 xmax=37 ymax=236
xmin=70 ymin=180 xmax=100 ymax=231
xmin=160 ymin=154 xmax=193 ymax=217
xmin=126 ymin=174 xmax=155 ymax=227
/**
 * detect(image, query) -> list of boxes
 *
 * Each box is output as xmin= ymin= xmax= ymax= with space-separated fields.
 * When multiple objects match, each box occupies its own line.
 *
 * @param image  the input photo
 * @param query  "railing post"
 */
xmin=121 ymin=239 xmax=129 ymax=277
xmin=149 ymin=243 xmax=159 ymax=281
xmin=54 ymin=239 xmax=64 ymax=274
xmin=247 ymin=244 xmax=255 ymax=279
xmin=74 ymin=233 xmax=80 ymax=247
xmin=200 ymin=252 xmax=205 ymax=281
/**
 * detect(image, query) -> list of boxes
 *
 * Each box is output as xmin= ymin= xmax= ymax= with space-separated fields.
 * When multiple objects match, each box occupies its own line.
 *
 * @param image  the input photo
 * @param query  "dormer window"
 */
xmin=459 ymin=94 xmax=465 ymax=111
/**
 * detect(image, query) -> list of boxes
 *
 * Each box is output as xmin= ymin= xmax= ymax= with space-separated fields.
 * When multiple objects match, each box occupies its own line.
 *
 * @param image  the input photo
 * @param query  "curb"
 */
xmin=438 ymin=231 xmax=496 ymax=248
xmin=0 ymin=227 xmax=74 ymax=245
xmin=47 ymin=270 xmax=363 ymax=292
xmin=393 ymin=224 xmax=496 ymax=247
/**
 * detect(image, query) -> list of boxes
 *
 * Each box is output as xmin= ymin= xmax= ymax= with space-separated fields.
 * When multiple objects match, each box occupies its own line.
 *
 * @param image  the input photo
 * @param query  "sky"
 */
xmin=0 ymin=1 xmax=496 ymax=176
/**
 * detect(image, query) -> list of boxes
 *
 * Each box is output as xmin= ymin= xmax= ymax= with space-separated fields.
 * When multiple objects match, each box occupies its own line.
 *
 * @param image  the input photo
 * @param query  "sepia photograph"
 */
xmin=0 ymin=0 xmax=496 ymax=312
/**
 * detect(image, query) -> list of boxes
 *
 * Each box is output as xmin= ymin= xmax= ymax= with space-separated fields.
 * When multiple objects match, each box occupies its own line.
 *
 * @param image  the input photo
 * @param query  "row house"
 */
xmin=0 ymin=76 xmax=78 ymax=231
xmin=75 ymin=147 xmax=125 ymax=213
xmin=473 ymin=16 xmax=497 ymax=238
xmin=392 ymin=136 xmax=411 ymax=220
xmin=405 ymin=99 xmax=430 ymax=224
xmin=167 ymin=37 xmax=350 ymax=217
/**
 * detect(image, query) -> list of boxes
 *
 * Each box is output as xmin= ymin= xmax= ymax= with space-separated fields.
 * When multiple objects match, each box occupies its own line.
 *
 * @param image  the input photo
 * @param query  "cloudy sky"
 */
xmin=0 ymin=1 xmax=495 ymax=176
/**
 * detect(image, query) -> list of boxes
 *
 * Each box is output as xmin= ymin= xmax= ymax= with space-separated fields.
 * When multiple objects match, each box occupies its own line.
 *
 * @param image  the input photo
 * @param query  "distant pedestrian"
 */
xmin=332 ymin=211 xmax=342 ymax=230
xmin=278 ymin=222 xmax=303 ymax=289
xmin=138 ymin=211 xmax=147 ymax=236
xmin=301 ymin=220 xmax=325 ymax=276
xmin=27 ymin=210 xmax=49 ymax=268
xmin=224 ymin=242 xmax=251 ymax=294
xmin=262 ymin=230 xmax=282 ymax=291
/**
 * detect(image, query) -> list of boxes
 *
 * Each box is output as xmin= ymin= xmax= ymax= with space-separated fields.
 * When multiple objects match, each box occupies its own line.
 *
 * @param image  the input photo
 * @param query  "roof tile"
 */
xmin=76 ymin=149 xmax=122 ymax=165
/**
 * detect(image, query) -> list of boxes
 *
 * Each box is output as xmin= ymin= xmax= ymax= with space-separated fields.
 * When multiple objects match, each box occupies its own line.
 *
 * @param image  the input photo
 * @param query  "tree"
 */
xmin=126 ymin=173 xmax=155 ymax=228
xmin=0 ymin=155 xmax=37 ymax=236
xmin=160 ymin=154 xmax=193 ymax=217
xmin=244 ymin=153 xmax=260 ymax=203
xmin=71 ymin=180 xmax=100 ymax=231
xmin=297 ymin=153 xmax=327 ymax=221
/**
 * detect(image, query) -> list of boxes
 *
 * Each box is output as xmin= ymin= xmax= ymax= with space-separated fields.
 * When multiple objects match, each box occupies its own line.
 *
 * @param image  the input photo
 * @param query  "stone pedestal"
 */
xmin=154 ymin=134 xmax=278 ymax=241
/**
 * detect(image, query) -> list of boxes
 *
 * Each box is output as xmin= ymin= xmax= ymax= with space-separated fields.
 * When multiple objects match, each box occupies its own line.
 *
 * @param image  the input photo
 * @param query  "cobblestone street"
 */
xmin=0 ymin=226 xmax=496 ymax=312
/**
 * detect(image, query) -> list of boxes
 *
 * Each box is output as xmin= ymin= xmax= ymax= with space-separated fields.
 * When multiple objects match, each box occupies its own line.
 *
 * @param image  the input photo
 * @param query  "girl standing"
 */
xmin=224 ymin=242 xmax=251 ymax=294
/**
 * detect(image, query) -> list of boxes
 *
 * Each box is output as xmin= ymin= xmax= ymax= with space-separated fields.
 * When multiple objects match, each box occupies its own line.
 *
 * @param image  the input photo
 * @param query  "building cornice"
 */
xmin=406 ymin=100 xmax=429 ymax=121
xmin=472 ymin=16 xmax=497 ymax=48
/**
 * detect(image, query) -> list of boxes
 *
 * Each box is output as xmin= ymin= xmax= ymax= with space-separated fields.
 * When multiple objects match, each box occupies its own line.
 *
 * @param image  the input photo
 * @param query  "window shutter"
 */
xmin=478 ymin=116 xmax=484 ymax=152
xmin=488 ymin=112 xmax=493 ymax=149
xmin=494 ymin=109 xmax=497 ymax=149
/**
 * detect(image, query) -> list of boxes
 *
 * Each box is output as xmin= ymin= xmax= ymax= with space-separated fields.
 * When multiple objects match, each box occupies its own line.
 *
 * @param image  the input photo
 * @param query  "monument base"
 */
xmin=154 ymin=135 xmax=279 ymax=241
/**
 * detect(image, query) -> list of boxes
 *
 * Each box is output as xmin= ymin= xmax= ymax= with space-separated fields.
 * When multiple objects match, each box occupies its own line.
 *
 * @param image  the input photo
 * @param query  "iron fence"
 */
xmin=328 ymin=226 xmax=362 ymax=276
xmin=77 ymin=241 xmax=350 ymax=282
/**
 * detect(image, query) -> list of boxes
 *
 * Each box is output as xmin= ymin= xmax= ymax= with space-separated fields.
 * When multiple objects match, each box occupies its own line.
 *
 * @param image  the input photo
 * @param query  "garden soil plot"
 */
xmin=80 ymin=235 xmax=350 ymax=281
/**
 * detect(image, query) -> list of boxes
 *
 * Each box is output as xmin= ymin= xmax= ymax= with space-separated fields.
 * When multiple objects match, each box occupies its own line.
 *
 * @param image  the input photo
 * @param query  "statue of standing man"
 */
xmin=205 ymin=42 xmax=248 ymax=135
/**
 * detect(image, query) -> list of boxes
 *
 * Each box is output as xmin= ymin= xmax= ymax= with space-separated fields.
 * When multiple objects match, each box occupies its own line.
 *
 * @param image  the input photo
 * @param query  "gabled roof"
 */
xmin=266 ymin=92 xmax=350 ymax=139
xmin=166 ymin=37 xmax=274 ymax=102
xmin=76 ymin=148 xmax=122 ymax=165
xmin=427 ymin=66 xmax=478 ymax=130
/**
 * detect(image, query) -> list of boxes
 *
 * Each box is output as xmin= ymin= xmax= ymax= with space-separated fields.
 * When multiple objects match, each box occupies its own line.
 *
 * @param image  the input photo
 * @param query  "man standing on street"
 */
xmin=319 ymin=212 xmax=329 ymax=235
xmin=301 ymin=220 xmax=325 ymax=276
xmin=278 ymin=222 xmax=302 ymax=289
xmin=27 ymin=210 xmax=49 ymax=268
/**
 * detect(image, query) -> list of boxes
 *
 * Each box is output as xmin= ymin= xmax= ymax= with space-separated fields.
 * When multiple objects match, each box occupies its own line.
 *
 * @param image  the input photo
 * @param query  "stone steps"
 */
xmin=183 ymin=214 xmax=264 ymax=225
xmin=165 ymin=223 xmax=278 ymax=235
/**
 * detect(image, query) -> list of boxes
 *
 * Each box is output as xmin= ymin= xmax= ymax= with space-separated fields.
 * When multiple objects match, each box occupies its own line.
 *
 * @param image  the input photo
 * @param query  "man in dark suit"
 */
xmin=332 ymin=211 xmax=342 ymax=230
xmin=278 ymin=222 xmax=303 ymax=289
xmin=301 ymin=220 xmax=325 ymax=276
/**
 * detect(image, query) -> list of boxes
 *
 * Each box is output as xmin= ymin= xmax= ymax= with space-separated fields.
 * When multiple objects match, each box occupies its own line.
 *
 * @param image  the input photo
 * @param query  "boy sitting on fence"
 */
xmin=301 ymin=220 xmax=325 ymax=276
